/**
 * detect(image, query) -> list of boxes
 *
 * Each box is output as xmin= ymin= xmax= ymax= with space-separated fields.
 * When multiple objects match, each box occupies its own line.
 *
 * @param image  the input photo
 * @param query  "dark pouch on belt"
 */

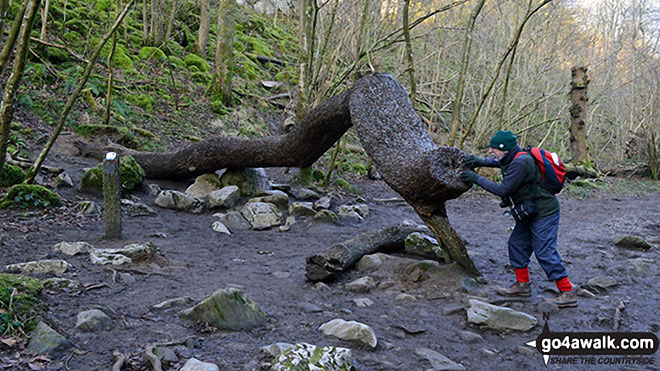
xmin=511 ymin=200 xmax=537 ymax=222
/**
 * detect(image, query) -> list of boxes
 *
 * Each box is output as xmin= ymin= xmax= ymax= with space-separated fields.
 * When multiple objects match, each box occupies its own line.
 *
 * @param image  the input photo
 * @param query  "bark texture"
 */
xmin=570 ymin=66 xmax=589 ymax=163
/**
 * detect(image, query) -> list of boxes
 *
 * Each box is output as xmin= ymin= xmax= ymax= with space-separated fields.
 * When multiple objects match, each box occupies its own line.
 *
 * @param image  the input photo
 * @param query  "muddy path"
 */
xmin=1 ymin=151 xmax=660 ymax=370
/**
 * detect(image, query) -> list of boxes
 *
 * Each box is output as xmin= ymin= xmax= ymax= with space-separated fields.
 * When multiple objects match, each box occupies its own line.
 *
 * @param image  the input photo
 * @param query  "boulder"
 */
xmin=75 ymin=309 xmax=113 ymax=332
xmin=55 ymin=172 xmax=74 ymax=188
xmin=211 ymin=221 xmax=231 ymax=234
xmin=215 ymin=211 xmax=252 ymax=231
xmin=337 ymin=209 xmax=363 ymax=224
xmin=179 ymin=287 xmax=267 ymax=330
xmin=271 ymin=343 xmax=354 ymax=371
xmin=53 ymin=241 xmax=94 ymax=256
xmin=613 ymin=235 xmax=652 ymax=250
xmin=248 ymin=190 xmax=289 ymax=209
xmin=95 ymin=243 xmax=158 ymax=260
xmin=180 ymin=358 xmax=219 ymax=371
xmin=338 ymin=204 xmax=369 ymax=218
xmin=260 ymin=342 xmax=295 ymax=357
xmin=415 ymin=348 xmax=465 ymax=370
xmin=79 ymin=155 xmax=145 ymax=194
xmin=209 ymin=185 xmax=241 ymax=209
xmin=121 ymin=199 xmax=157 ymax=216
xmin=352 ymin=298 xmax=374 ymax=307
xmin=288 ymin=202 xmax=316 ymax=217
xmin=89 ymin=251 xmax=132 ymax=265
xmin=155 ymin=190 xmax=204 ymax=213
xmin=404 ymin=232 xmax=445 ymax=261
xmin=587 ymin=276 xmax=618 ymax=290
xmin=458 ymin=330 xmax=483 ymax=343
xmin=313 ymin=210 xmax=338 ymax=224
xmin=319 ymin=319 xmax=377 ymax=348
xmin=76 ymin=200 xmax=100 ymax=215
xmin=27 ymin=321 xmax=71 ymax=356
xmin=357 ymin=253 xmax=389 ymax=272
xmin=313 ymin=196 xmax=332 ymax=210
xmin=185 ymin=173 xmax=223 ymax=200
xmin=467 ymin=299 xmax=537 ymax=331
xmin=220 ymin=168 xmax=270 ymax=196
xmin=42 ymin=278 xmax=81 ymax=290
xmin=240 ymin=202 xmax=282 ymax=230
xmin=345 ymin=276 xmax=376 ymax=293
xmin=4 ymin=259 xmax=71 ymax=274
xmin=291 ymin=187 xmax=320 ymax=201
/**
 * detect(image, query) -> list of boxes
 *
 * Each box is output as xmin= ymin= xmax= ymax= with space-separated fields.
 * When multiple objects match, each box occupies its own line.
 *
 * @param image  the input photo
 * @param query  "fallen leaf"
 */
xmin=0 ymin=338 xmax=17 ymax=347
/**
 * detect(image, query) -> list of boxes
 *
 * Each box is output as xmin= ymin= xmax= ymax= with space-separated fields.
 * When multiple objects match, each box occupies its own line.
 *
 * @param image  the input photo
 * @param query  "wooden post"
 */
xmin=569 ymin=66 xmax=589 ymax=163
xmin=103 ymin=151 xmax=121 ymax=239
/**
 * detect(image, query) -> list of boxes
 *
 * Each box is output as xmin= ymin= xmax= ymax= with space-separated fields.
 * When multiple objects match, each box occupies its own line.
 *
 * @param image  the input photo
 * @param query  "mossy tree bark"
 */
xmin=0 ymin=0 xmax=28 ymax=74
xmin=195 ymin=0 xmax=210 ymax=56
xmin=211 ymin=0 xmax=236 ymax=106
xmin=569 ymin=66 xmax=589 ymax=163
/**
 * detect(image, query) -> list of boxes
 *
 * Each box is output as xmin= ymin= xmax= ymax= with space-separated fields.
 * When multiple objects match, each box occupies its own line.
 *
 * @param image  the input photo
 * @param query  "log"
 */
xmin=305 ymin=223 xmax=425 ymax=282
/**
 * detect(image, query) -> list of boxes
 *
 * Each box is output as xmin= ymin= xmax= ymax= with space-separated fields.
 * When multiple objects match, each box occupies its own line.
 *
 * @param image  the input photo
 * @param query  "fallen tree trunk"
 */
xmin=306 ymin=224 xmax=424 ymax=282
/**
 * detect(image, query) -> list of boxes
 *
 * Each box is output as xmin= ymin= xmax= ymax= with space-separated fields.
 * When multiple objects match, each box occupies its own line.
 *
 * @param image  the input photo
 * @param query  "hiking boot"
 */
xmin=496 ymin=282 xmax=532 ymax=297
xmin=546 ymin=291 xmax=578 ymax=308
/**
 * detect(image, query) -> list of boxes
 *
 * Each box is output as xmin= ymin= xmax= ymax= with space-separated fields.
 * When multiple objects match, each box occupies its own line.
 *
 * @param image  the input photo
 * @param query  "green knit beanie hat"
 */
xmin=489 ymin=130 xmax=517 ymax=151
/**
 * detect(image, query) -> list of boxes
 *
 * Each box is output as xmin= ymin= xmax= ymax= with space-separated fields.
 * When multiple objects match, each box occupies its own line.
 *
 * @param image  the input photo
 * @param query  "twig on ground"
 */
xmin=111 ymin=351 xmax=126 ymax=371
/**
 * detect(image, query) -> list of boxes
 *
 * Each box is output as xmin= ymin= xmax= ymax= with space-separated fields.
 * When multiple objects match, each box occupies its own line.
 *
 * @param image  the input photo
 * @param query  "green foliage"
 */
xmin=0 ymin=274 xmax=42 ymax=335
xmin=94 ymin=0 xmax=112 ymax=12
xmin=312 ymin=169 xmax=325 ymax=182
xmin=335 ymin=178 xmax=362 ymax=194
xmin=349 ymin=162 xmax=368 ymax=175
xmin=210 ymin=100 xmax=229 ymax=115
xmin=138 ymin=47 xmax=167 ymax=61
xmin=62 ymin=31 xmax=82 ymax=44
xmin=191 ymin=72 xmax=211 ymax=84
xmin=47 ymin=47 xmax=70 ymax=64
xmin=79 ymin=155 xmax=146 ymax=194
xmin=168 ymin=56 xmax=186 ymax=68
xmin=0 ymin=165 xmax=25 ymax=188
xmin=75 ymin=124 xmax=140 ymax=147
xmin=124 ymin=94 xmax=155 ymax=112
xmin=184 ymin=53 xmax=210 ymax=73
xmin=0 ymin=184 xmax=62 ymax=209
xmin=10 ymin=122 xmax=22 ymax=131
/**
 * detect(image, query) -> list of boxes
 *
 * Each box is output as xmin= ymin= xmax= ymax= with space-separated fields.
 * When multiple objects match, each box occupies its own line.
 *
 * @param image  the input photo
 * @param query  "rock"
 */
xmin=345 ymin=276 xmax=376 ymax=293
xmin=217 ymin=211 xmax=252 ymax=231
xmin=467 ymin=299 xmax=538 ymax=331
xmin=220 ymin=168 xmax=270 ymax=196
xmin=248 ymin=190 xmax=289 ymax=209
xmin=42 ymin=278 xmax=81 ymax=290
xmin=458 ymin=330 xmax=483 ymax=343
xmin=155 ymin=190 xmax=204 ymax=213
xmin=153 ymin=346 xmax=178 ymax=363
xmin=271 ymin=343 xmax=354 ymax=371
xmin=121 ymin=199 xmax=157 ymax=216
xmin=337 ymin=209 xmax=363 ymax=223
xmin=211 ymin=221 xmax=231 ymax=234
xmin=537 ymin=300 xmax=560 ymax=315
xmin=357 ymin=253 xmax=389 ymax=271
xmin=27 ymin=321 xmax=71 ymax=357
xmin=415 ymin=348 xmax=465 ymax=370
xmin=395 ymin=293 xmax=417 ymax=302
xmin=338 ymin=204 xmax=369 ymax=218
xmin=626 ymin=257 xmax=654 ymax=276
xmin=299 ymin=302 xmax=323 ymax=313
xmin=278 ymin=225 xmax=290 ymax=232
xmin=185 ymin=173 xmax=223 ymax=200
xmin=288 ymin=201 xmax=316 ymax=217
xmin=291 ymin=187 xmax=320 ymax=201
xmin=241 ymin=202 xmax=282 ymax=230
xmin=352 ymin=298 xmax=374 ymax=307
xmin=577 ymin=288 xmax=597 ymax=298
xmin=180 ymin=358 xmax=220 ymax=371
xmin=270 ymin=183 xmax=291 ymax=193
xmin=180 ymin=287 xmax=267 ymax=330
xmin=313 ymin=209 xmax=338 ymax=223
xmin=89 ymin=251 xmax=132 ymax=265
xmin=443 ymin=304 xmax=464 ymax=316
xmin=53 ymin=241 xmax=93 ymax=256
xmin=96 ymin=243 xmax=158 ymax=260
xmin=461 ymin=277 xmax=478 ymax=292
xmin=75 ymin=309 xmax=113 ymax=332
xmin=272 ymin=271 xmax=290 ymax=279
xmin=313 ymin=196 xmax=332 ymax=210
xmin=55 ymin=172 xmax=74 ymax=188
xmin=319 ymin=319 xmax=377 ymax=348
xmin=4 ymin=259 xmax=72 ymax=274
xmin=76 ymin=200 xmax=100 ymax=215
xmin=147 ymin=183 xmax=162 ymax=196
xmin=79 ymin=155 xmax=145 ymax=194
xmin=208 ymin=186 xmax=241 ymax=209
xmin=404 ymin=232 xmax=445 ymax=261
xmin=261 ymin=342 xmax=295 ymax=357
xmin=152 ymin=296 xmax=196 ymax=310
xmin=587 ymin=276 xmax=618 ymax=290
xmin=285 ymin=215 xmax=296 ymax=226
xmin=613 ymin=235 xmax=652 ymax=250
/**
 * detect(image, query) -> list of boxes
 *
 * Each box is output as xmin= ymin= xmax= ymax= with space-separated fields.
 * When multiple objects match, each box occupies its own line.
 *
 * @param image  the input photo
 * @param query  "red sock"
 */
xmin=556 ymin=277 xmax=572 ymax=292
xmin=515 ymin=267 xmax=530 ymax=283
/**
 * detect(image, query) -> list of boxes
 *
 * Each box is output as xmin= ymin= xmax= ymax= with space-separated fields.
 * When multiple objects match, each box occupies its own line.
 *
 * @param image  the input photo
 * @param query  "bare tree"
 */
xmin=211 ymin=0 xmax=236 ymax=106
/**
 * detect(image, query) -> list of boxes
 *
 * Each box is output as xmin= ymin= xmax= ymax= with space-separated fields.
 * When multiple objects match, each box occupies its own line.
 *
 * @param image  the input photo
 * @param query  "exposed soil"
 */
xmin=1 ymin=141 xmax=659 ymax=370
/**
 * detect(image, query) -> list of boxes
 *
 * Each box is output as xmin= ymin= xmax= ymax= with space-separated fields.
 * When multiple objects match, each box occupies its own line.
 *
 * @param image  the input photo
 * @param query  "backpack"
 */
xmin=514 ymin=147 xmax=566 ymax=194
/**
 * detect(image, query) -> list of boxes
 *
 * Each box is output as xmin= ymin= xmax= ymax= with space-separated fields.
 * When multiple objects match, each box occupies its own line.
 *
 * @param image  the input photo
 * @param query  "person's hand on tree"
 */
xmin=460 ymin=170 xmax=479 ymax=184
xmin=464 ymin=155 xmax=486 ymax=169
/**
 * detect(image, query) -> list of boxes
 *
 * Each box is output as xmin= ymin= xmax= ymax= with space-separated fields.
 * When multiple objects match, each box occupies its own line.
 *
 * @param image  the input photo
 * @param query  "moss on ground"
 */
xmin=79 ymin=155 xmax=146 ymax=194
xmin=0 ymin=164 xmax=25 ymax=188
xmin=0 ymin=274 xmax=42 ymax=335
xmin=0 ymin=184 xmax=61 ymax=209
xmin=184 ymin=53 xmax=210 ymax=73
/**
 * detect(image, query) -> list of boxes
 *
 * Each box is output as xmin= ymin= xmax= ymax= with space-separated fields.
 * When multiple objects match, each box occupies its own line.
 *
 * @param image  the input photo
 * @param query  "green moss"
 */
xmin=350 ymin=162 xmax=368 ymax=175
xmin=138 ymin=46 xmax=166 ymax=61
xmin=0 ymin=274 xmax=42 ymax=335
xmin=191 ymin=71 xmax=211 ymax=84
xmin=184 ymin=53 xmax=210 ymax=73
xmin=210 ymin=100 xmax=228 ymax=115
xmin=124 ymin=93 xmax=156 ymax=112
xmin=0 ymin=164 xmax=25 ymax=188
xmin=47 ymin=47 xmax=70 ymax=64
xmin=312 ymin=169 xmax=325 ymax=182
xmin=0 ymin=184 xmax=61 ymax=209
xmin=9 ymin=122 xmax=22 ymax=131
xmin=79 ymin=155 xmax=145 ymax=194
xmin=94 ymin=0 xmax=112 ymax=12
xmin=169 ymin=56 xmax=185 ymax=68
xmin=75 ymin=124 xmax=140 ymax=147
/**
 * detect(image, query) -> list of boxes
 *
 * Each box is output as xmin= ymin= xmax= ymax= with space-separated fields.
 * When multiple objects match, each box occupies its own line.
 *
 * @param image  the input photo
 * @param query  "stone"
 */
xmin=271 ymin=343 xmax=354 ymax=371
xmin=241 ymin=202 xmax=282 ymax=230
xmin=272 ymin=271 xmax=290 ymax=279
xmin=291 ymin=187 xmax=320 ymax=201
xmin=338 ymin=204 xmax=369 ymax=218
xmin=261 ymin=342 xmax=295 ymax=357
xmin=4 ymin=259 xmax=71 ymax=274
xmin=345 ymin=276 xmax=376 ymax=293
xmin=285 ymin=215 xmax=296 ymax=226
xmin=395 ymin=293 xmax=417 ymax=302
xmin=461 ymin=277 xmax=478 ymax=292
xmin=42 ymin=278 xmax=81 ymax=290
xmin=27 ymin=321 xmax=71 ymax=357
xmin=467 ymin=299 xmax=538 ymax=331
xmin=319 ymin=319 xmax=377 ymax=348
xmin=299 ymin=302 xmax=323 ymax=313
xmin=626 ymin=257 xmax=654 ymax=276
xmin=53 ymin=241 xmax=93 ymax=256
xmin=152 ymin=296 xmax=196 ymax=310
xmin=89 ymin=251 xmax=132 ymax=265
xmin=220 ymin=168 xmax=271 ymax=197
xmin=217 ymin=211 xmax=252 ymax=231
xmin=180 ymin=287 xmax=267 ymax=330
xmin=587 ymin=276 xmax=618 ymax=289
xmin=313 ymin=196 xmax=332 ymax=210
xmin=288 ymin=201 xmax=316 ymax=217
xmin=96 ymin=242 xmax=158 ymax=260
xmin=211 ymin=221 xmax=231 ymax=234
xmin=414 ymin=348 xmax=465 ymax=370
xmin=613 ymin=235 xmax=652 ymax=250
xmin=185 ymin=173 xmax=223 ymax=200
xmin=79 ymin=155 xmax=145 ymax=194
xmin=537 ymin=300 xmax=560 ymax=315
xmin=76 ymin=200 xmax=100 ymax=215
xmin=278 ymin=225 xmax=290 ymax=232
xmin=75 ymin=309 xmax=113 ymax=332
xmin=357 ymin=253 xmax=388 ymax=271
xmin=458 ymin=330 xmax=483 ymax=343
xmin=55 ymin=172 xmax=74 ymax=188
xmin=180 ymin=358 xmax=219 ymax=371
xmin=121 ymin=199 xmax=157 ymax=216
xmin=313 ymin=209 xmax=338 ymax=223
xmin=338 ymin=209 xmax=363 ymax=223
xmin=209 ymin=185 xmax=241 ymax=209
xmin=147 ymin=183 xmax=162 ymax=196
xmin=153 ymin=346 xmax=178 ymax=363
xmin=155 ymin=190 xmax=204 ymax=213
xmin=443 ymin=304 xmax=464 ymax=316
xmin=248 ymin=190 xmax=289 ymax=209
xmin=352 ymin=298 xmax=374 ymax=307
xmin=404 ymin=232 xmax=445 ymax=261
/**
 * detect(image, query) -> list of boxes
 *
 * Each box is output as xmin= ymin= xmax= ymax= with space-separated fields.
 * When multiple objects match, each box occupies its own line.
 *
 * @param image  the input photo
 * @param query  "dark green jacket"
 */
xmin=475 ymin=146 xmax=560 ymax=218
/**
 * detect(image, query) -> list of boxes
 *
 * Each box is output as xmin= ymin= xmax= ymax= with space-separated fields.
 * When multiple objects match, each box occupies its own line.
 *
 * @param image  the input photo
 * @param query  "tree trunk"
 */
xmin=40 ymin=0 xmax=49 ymax=40
xmin=76 ymin=73 xmax=480 ymax=275
xmin=212 ymin=0 xmax=235 ymax=105
xmin=569 ymin=66 xmax=589 ymax=163
xmin=195 ymin=0 xmax=210 ymax=56
xmin=296 ymin=0 xmax=314 ymax=123
xmin=164 ymin=0 xmax=179 ymax=45
xmin=0 ymin=0 xmax=41 ymax=174
xmin=0 ymin=0 xmax=9 ymax=44
xmin=0 ymin=0 xmax=28 ymax=74
xmin=402 ymin=0 xmax=416 ymax=106
xmin=305 ymin=224 xmax=425 ymax=282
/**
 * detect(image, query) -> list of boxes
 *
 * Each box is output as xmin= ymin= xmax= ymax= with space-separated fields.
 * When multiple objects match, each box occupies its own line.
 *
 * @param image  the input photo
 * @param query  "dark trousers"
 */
xmin=508 ymin=212 xmax=567 ymax=281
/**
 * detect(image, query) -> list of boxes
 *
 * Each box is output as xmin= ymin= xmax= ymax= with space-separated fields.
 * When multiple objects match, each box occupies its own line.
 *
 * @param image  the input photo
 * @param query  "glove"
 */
xmin=464 ymin=155 xmax=486 ymax=169
xmin=460 ymin=170 xmax=479 ymax=184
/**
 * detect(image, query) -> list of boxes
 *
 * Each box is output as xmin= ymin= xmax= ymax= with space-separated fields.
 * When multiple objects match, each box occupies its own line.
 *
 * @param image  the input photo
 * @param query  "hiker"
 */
xmin=459 ymin=130 xmax=577 ymax=308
